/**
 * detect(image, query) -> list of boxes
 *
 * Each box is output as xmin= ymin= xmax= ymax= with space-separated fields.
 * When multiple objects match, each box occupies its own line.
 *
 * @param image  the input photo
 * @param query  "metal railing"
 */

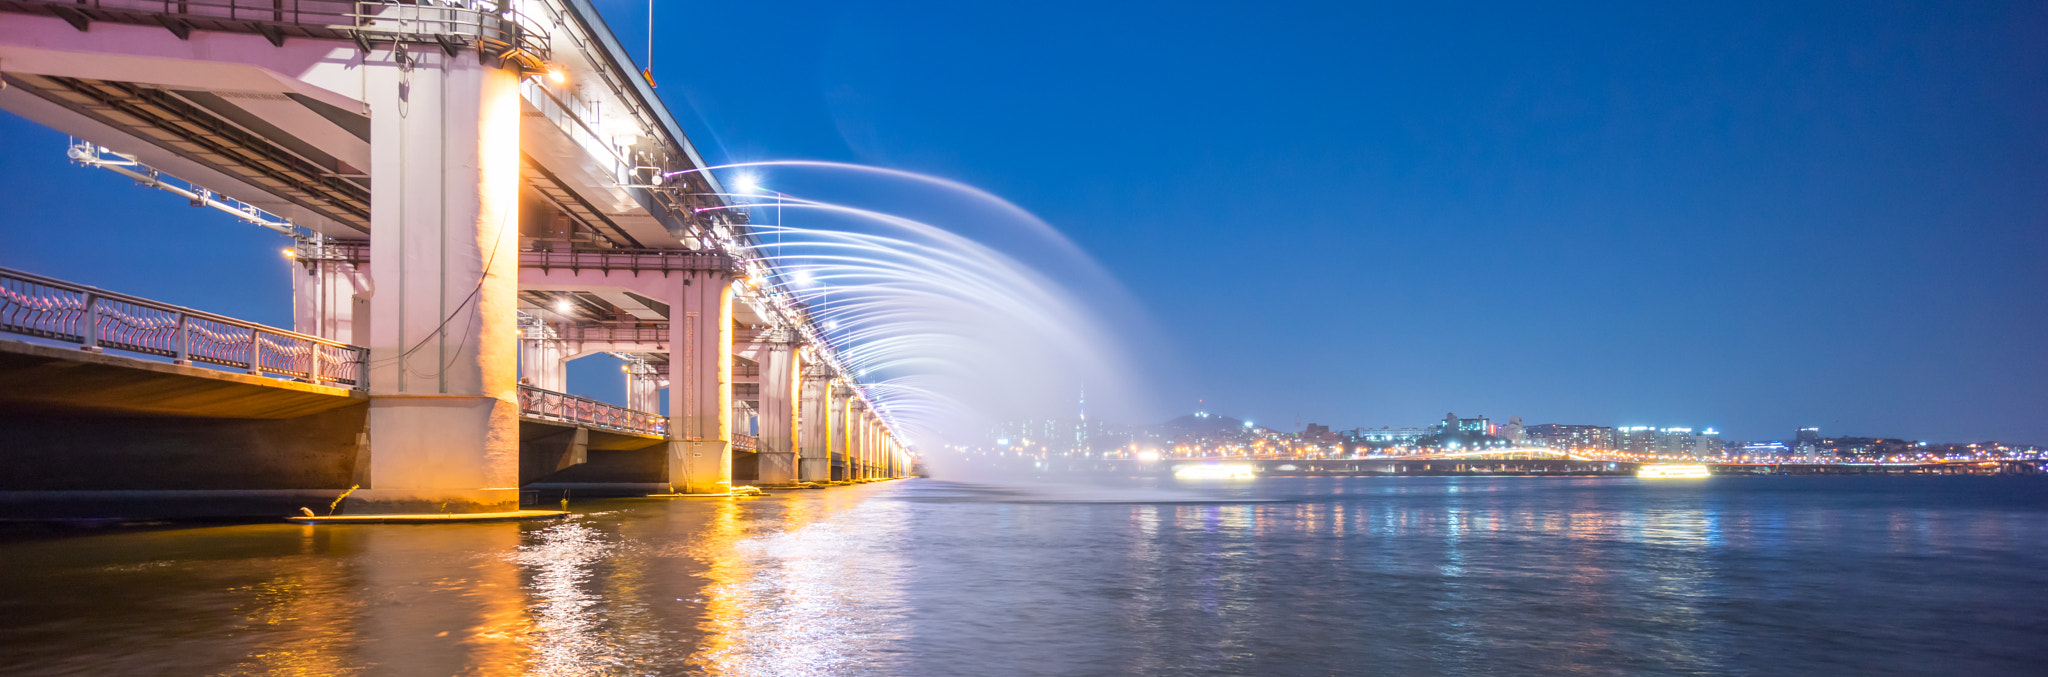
xmin=0 ymin=266 xmax=367 ymax=389
xmin=517 ymin=384 xmax=667 ymax=437
xmin=520 ymin=247 xmax=733 ymax=274
xmin=0 ymin=0 xmax=550 ymax=72
xmin=547 ymin=323 xmax=668 ymax=344
xmin=731 ymin=434 xmax=758 ymax=451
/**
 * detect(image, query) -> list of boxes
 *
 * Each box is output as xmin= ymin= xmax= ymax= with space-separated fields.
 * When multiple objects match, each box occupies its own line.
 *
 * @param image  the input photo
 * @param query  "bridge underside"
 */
xmin=0 ymin=339 xmax=363 ymax=418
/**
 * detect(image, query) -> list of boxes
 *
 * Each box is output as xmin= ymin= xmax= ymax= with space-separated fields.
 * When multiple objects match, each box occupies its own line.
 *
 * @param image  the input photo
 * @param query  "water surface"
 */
xmin=2 ymin=476 xmax=2044 ymax=675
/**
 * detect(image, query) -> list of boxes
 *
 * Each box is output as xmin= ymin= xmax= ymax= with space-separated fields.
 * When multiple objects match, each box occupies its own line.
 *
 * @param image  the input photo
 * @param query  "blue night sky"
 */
xmin=3 ymin=0 xmax=2044 ymax=443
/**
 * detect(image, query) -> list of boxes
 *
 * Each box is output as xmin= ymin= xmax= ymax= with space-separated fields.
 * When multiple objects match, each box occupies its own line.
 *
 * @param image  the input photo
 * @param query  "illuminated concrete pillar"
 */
xmin=798 ymin=368 xmax=835 ymax=482
xmin=517 ymin=333 xmax=568 ymax=392
xmin=888 ymin=439 xmax=900 ymax=478
xmin=753 ymin=331 xmax=799 ymax=485
xmin=863 ymin=410 xmax=880 ymax=479
xmin=291 ymin=252 xmax=370 ymax=345
xmin=626 ymin=363 xmax=661 ymax=414
xmin=359 ymin=48 xmax=523 ymax=514
xmin=665 ymin=272 xmax=732 ymax=495
xmin=885 ymin=428 xmax=897 ymax=476
xmin=831 ymin=383 xmax=852 ymax=480
xmin=847 ymin=398 xmax=867 ymax=479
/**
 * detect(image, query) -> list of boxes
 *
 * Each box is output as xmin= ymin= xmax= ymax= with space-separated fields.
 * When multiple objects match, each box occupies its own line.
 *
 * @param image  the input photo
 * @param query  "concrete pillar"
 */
xmin=862 ymin=410 xmax=879 ymax=479
xmin=291 ymin=255 xmax=370 ymax=344
xmin=830 ymin=383 xmax=852 ymax=481
xmin=626 ymin=361 xmax=660 ymax=414
xmin=517 ymin=333 xmax=568 ymax=392
xmin=357 ymin=48 xmax=523 ymax=514
xmin=753 ymin=331 xmax=799 ymax=485
xmin=847 ymin=398 xmax=867 ymax=479
xmin=665 ymin=272 xmax=732 ymax=495
xmin=860 ymin=409 xmax=876 ymax=476
xmin=798 ymin=367 xmax=834 ymax=482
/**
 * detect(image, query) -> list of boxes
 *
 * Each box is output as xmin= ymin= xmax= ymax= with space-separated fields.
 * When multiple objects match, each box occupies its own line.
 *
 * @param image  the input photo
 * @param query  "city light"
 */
xmin=1638 ymin=464 xmax=1712 ymax=479
xmin=1173 ymin=464 xmax=1257 ymax=480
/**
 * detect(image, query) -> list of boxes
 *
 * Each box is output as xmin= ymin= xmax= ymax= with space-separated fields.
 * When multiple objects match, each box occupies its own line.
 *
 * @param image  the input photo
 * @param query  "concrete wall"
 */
xmin=519 ymin=420 xmax=666 ymax=496
xmin=0 ymin=403 xmax=369 ymax=518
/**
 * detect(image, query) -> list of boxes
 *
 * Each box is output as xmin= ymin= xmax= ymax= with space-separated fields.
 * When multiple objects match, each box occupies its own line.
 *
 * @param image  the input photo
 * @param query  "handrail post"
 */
xmin=311 ymin=343 xmax=328 ymax=384
xmin=80 ymin=292 xmax=100 ymax=352
xmin=247 ymin=329 xmax=264 ymax=374
xmin=174 ymin=313 xmax=191 ymax=365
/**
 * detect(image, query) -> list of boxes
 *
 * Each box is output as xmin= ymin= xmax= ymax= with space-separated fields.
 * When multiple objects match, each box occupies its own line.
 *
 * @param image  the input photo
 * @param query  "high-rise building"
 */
xmin=1438 ymin=412 xmax=1491 ymax=434
xmin=1617 ymin=426 xmax=1659 ymax=455
xmin=1502 ymin=416 xmax=1528 ymax=444
xmin=1695 ymin=428 xmax=1724 ymax=458
xmin=1795 ymin=427 xmax=1822 ymax=462
xmin=1526 ymin=424 xmax=1616 ymax=452
xmin=1656 ymin=428 xmax=1697 ymax=458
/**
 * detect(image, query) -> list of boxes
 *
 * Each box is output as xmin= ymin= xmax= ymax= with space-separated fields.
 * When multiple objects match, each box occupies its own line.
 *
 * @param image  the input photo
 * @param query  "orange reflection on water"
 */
xmin=685 ymin=492 xmax=912 ymax=676
xmin=220 ymin=526 xmax=363 ymax=677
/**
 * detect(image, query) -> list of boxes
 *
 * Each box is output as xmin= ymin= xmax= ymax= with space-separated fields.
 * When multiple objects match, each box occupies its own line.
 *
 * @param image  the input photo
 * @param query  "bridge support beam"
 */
xmin=845 ymin=398 xmax=864 ymax=479
xmin=858 ymin=405 xmax=877 ymax=479
xmin=626 ymin=364 xmax=661 ymax=414
xmin=518 ymin=335 xmax=569 ymax=393
xmin=292 ymin=256 xmax=370 ymax=345
xmin=874 ymin=417 xmax=887 ymax=478
xmin=752 ymin=332 xmax=799 ymax=485
xmin=357 ymin=50 xmax=523 ymax=514
xmin=830 ymin=383 xmax=851 ymax=480
xmin=797 ymin=370 xmax=833 ymax=482
xmin=664 ymin=271 xmax=732 ymax=495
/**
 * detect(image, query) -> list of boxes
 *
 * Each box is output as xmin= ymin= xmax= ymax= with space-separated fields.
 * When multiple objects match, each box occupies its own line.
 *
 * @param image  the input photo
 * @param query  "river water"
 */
xmin=2 ymin=476 xmax=2044 ymax=676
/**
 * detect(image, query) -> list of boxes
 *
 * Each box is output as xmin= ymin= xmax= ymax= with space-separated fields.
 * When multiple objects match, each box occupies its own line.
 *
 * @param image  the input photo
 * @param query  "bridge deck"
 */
xmin=0 ymin=339 xmax=362 ymax=418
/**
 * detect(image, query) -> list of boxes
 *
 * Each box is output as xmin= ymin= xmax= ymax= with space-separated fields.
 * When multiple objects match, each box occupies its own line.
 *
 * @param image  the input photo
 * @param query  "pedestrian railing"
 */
xmin=0 ymin=266 xmax=368 ymax=389
xmin=520 ymin=247 xmax=733 ymax=274
xmin=731 ymin=434 xmax=758 ymax=451
xmin=517 ymin=384 xmax=667 ymax=437
xmin=0 ymin=0 xmax=551 ymax=73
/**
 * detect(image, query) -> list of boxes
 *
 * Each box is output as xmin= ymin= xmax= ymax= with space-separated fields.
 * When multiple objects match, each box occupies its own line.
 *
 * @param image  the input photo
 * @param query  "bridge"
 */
xmin=0 ymin=0 xmax=911 ymax=517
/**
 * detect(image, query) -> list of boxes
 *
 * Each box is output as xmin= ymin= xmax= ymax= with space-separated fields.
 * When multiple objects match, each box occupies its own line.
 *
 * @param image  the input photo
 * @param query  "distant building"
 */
xmin=1617 ymin=426 xmax=1659 ymax=455
xmin=1303 ymin=423 xmax=1338 ymax=446
xmin=1695 ymin=428 xmax=1724 ymax=457
xmin=1437 ymin=412 xmax=1491 ymax=435
xmin=1656 ymin=428 xmax=1697 ymax=458
xmin=1501 ymin=416 xmax=1528 ymax=444
xmin=1795 ymin=427 xmax=1822 ymax=462
xmin=1526 ymin=424 xmax=1615 ymax=452
xmin=1351 ymin=426 xmax=1431 ymax=445
xmin=1741 ymin=441 xmax=1790 ymax=459
xmin=1614 ymin=426 xmax=1710 ymax=458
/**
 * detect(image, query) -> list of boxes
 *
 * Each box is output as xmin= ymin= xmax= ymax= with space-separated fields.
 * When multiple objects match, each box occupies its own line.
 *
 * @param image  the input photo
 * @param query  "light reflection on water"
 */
xmin=0 ymin=477 xmax=2045 ymax=676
